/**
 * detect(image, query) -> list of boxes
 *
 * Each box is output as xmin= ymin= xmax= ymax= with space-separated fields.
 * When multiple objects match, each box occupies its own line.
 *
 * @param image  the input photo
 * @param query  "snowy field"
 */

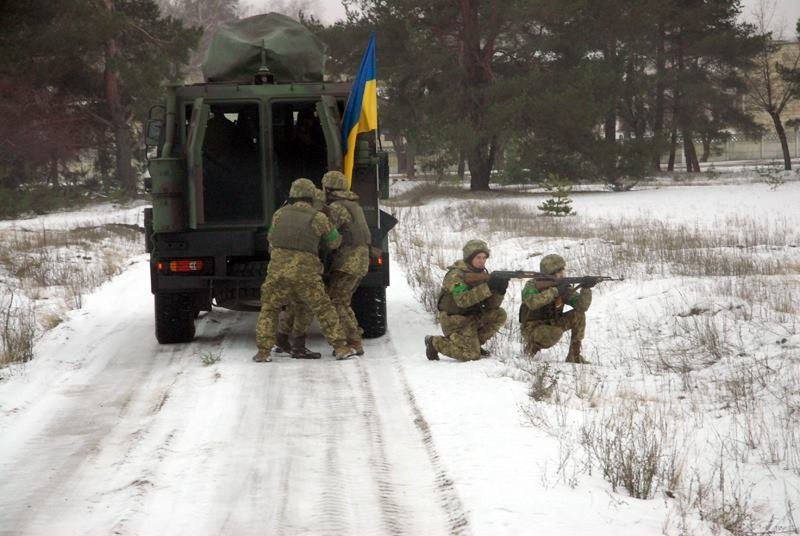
xmin=386 ymin=176 xmax=800 ymax=534
xmin=0 ymin=177 xmax=798 ymax=534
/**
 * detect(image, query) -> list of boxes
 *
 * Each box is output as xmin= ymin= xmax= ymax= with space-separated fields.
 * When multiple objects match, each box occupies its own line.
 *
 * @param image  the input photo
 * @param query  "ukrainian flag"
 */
xmin=341 ymin=34 xmax=377 ymax=186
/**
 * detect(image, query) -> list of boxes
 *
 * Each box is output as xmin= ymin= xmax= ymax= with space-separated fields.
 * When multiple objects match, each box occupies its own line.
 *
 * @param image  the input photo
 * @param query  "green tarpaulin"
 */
xmin=201 ymin=13 xmax=327 ymax=83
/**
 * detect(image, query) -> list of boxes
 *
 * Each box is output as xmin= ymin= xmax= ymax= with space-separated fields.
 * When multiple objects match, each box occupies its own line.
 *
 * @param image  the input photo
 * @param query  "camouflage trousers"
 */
xmin=256 ymin=271 xmax=346 ymax=352
xmin=327 ymin=271 xmax=364 ymax=344
xmin=277 ymin=304 xmax=314 ymax=338
xmin=432 ymin=307 xmax=507 ymax=361
xmin=521 ymin=309 xmax=585 ymax=353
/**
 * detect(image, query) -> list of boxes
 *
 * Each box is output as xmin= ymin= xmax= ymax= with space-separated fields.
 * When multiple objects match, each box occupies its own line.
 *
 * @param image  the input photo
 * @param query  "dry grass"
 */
xmin=0 ymin=222 xmax=142 ymax=366
xmin=388 ymin=190 xmax=800 ymax=528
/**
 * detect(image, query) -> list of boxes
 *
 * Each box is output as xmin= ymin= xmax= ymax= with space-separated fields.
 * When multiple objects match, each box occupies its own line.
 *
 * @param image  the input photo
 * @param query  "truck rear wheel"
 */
xmin=154 ymin=292 xmax=196 ymax=344
xmin=352 ymin=286 xmax=387 ymax=339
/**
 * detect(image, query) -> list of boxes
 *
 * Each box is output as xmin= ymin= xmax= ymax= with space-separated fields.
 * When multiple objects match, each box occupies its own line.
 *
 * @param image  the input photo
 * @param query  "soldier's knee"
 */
xmin=532 ymin=325 xmax=564 ymax=348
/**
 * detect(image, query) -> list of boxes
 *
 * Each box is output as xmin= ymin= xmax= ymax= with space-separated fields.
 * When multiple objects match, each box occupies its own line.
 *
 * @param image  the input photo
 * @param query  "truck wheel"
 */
xmin=352 ymin=286 xmax=387 ymax=338
xmin=154 ymin=292 xmax=196 ymax=344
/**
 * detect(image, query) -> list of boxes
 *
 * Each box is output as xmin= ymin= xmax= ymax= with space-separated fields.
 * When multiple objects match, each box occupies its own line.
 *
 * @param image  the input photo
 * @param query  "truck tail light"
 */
xmin=156 ymin=258 xmax=211 ymax=274
xmin=170 ymin=259 xmax=204 ymax=272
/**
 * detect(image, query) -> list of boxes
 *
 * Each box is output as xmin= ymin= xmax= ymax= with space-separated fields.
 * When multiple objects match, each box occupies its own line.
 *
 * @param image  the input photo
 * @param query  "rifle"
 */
xmin=492 ymin=271 xmax=623 ymax=290
xmin=464 ymin=270 xmax=623 ymax=290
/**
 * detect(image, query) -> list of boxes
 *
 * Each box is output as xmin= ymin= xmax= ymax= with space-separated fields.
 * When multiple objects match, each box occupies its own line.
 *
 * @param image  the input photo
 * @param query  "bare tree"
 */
xmin=743 ymin=0 xmax=800 ymax=170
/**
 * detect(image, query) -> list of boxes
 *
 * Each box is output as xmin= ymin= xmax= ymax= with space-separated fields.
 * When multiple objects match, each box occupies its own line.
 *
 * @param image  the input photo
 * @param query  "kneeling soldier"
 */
xmin=519 ymin=254 xmax=593 ymax=364
xmin=424 ymin=239 xmax=508 ymax=361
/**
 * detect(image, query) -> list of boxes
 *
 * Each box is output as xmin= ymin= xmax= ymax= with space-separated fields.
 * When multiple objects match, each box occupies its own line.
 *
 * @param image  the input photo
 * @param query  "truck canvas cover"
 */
xmin=201 ymin=13 xmax=327 ymax=83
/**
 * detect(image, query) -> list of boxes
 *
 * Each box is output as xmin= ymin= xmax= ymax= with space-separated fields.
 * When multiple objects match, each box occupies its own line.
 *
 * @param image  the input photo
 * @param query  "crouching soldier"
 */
xmin=253 ymin=178 xmax=357 ymax=362
xmin=519 ymin=254 xmax=593 ymax=364
xmin=424 ymin=239 xmax=508 ymax=361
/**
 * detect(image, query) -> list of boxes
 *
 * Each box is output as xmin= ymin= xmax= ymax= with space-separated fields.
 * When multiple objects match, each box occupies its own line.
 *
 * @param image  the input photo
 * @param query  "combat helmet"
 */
xmin=462 ymin=239 xmax=490 ymax=263
xmin=322 ymin=170 xmax=348 ymax=191
xmin=540 ymin=254 xmax=565 ymax=275
xmin=289 ymin=177 xmax=317 ymax=200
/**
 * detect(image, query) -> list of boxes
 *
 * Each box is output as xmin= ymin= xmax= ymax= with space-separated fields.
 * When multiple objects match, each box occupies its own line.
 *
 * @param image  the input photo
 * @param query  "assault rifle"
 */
xmin=463 ymin=270 xmax=623 ymax=289
xmin=492 ymin=271 xmax=624 ymax=290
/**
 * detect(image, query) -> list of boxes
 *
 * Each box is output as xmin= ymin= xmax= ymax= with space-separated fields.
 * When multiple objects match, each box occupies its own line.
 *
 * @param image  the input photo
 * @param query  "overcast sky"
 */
xmin=245 ymin=0 xmax=800 ymax=38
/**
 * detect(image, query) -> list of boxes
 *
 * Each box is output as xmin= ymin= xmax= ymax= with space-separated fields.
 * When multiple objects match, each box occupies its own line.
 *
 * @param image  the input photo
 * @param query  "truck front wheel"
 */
xmin=154 ymin=292 xmax=196 ymax=344
xmin=352 ymin=286 xmax=387 ymax=339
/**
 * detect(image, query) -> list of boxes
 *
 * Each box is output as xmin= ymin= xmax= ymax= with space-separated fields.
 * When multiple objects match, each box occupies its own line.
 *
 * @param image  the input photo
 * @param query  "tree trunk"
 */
xmin=653 ymin=20 xmax=666 ymax=171
xmin=457 ymin=148 xmax=466 ymax=180
xmin=406 ymin=143 xmax=416 ymax=179
xmin=102 ymin=0 xmax=134 ymax=194
xmin=667 ymin=129 xmax=677 ymax=172
xmin=682 ymin=130 xmax=700 ymax=172
xmin=701 ymin=135 xmax=711 ymax=163
xmin=467 ymin=138 xmax=497 ymax=191
xmin=390 ymin=134 xmax=407 ymax=174
xmin=769 ymin=111 xmax=792 ymax=170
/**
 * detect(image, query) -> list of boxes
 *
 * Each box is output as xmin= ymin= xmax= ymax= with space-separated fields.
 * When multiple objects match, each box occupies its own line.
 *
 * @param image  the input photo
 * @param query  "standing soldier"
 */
xmin=320 ymin=170 xmax=371 ymax=355
xmin=424 ymin=239 xmax=508 ymax=361
xmin=273 ymin=186 xmax=326 ymax=359
xmin=519 ymin=254 xmax=593 ymax=364
xmin=253 ymin=178 xmax=357 ymax=362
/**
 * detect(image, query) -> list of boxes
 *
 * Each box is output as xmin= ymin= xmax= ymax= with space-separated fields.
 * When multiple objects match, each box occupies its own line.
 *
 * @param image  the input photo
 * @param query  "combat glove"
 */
xmin=488 ymin=274 xmax=510 ymax=294
xmin=556 ymin=281 xmax=573 ymax=300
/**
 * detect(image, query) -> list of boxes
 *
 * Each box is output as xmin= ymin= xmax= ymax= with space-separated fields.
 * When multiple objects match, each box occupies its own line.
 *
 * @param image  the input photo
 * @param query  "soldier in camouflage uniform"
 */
xmin=519 ymin=254 xmax=593 ymax=364
xmin=253 ymin=178 xmax=357 ymax=362
xmin=320 ymin=170 xmax=371 ymax=355
xmin=273 ymin=187 xmax=326 ymax=359
xmin=424 ymin=239 xmax=508 ymax=361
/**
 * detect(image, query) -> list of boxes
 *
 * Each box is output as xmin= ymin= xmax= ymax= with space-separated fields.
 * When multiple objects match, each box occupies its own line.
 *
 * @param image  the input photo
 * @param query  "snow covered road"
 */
xmin=0 ymin=260 xmax=460 ymax=535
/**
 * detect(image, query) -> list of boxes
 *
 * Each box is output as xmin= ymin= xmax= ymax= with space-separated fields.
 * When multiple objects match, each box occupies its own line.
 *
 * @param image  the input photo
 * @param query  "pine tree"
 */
xmin=538 ymin=174 xmax=575 ymax=216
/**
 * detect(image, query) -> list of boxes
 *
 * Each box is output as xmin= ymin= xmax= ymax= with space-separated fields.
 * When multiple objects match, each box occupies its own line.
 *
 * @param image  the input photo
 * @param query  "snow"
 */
xmin=1 ymin=178 xmax=799 ymax=534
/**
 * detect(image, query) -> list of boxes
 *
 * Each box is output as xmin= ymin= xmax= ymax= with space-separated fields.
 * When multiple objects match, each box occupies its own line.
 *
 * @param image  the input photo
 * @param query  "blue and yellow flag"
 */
xmin=341 ymin=34 xmax=378 ymax=186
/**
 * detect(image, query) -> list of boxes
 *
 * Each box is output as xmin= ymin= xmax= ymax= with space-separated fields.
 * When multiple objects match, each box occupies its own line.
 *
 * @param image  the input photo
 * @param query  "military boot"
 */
xmin=273 ymin=332 xmax=292 ymax=354
xmin=425 ymin=336 xmax=439 ymax=361
xmin=290 ymin=336 xmax=321 ymax=359
xmin=334 ymin=346 xmax=358 ymax=360
xmin=252 ymin=349 xmax=272 ymax=363
xmin=565 ymin=340 xmax=589 ymax=364
xmin=349 ymin=340 xmax=365 ymax=356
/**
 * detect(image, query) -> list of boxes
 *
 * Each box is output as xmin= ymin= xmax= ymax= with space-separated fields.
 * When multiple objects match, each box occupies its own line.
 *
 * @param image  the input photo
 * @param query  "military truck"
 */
xmin=143 ymin=13 xmax=395 ymax=344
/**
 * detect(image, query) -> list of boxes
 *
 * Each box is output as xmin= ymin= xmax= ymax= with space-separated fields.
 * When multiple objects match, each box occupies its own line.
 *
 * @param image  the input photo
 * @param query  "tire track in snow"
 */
xmin=355 ymin=358 xmax=406 ymax=535
xmin=313 ymin=367 xmax=351 ymax=534
xmin=389 ymin=350 xmax=472 ymax=536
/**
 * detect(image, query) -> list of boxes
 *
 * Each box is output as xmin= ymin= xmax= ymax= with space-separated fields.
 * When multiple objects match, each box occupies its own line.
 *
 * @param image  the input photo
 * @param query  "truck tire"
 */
xmin=352 ymin=286 xmax=387 ymax=338
xmin=154 ymin=292 xmax=196 ymax=344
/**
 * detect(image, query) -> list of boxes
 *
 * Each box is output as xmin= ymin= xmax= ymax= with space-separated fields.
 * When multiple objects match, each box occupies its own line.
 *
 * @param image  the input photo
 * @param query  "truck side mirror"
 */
xmin=145 ymin=119 xmax=164 ymax=147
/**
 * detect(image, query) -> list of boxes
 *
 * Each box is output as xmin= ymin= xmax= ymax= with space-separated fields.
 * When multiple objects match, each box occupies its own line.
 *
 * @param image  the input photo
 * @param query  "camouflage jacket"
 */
xmin=327 ymin=191 xmax=369 ymax=276
xmin=519 ymin=280 xmax=592 ymax=323
xmin=267 ymin=201 xmax=341 ymax=277
xmin=438 ymin=260 xmax=504 ymax=315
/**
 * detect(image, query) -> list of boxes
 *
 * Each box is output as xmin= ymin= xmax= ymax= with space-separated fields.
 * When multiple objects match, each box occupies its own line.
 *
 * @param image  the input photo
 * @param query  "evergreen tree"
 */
xmin=538 ymin=174 xmax=575 ymax=217
xmin=0 ymin=1 xmax=200 ymax=194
